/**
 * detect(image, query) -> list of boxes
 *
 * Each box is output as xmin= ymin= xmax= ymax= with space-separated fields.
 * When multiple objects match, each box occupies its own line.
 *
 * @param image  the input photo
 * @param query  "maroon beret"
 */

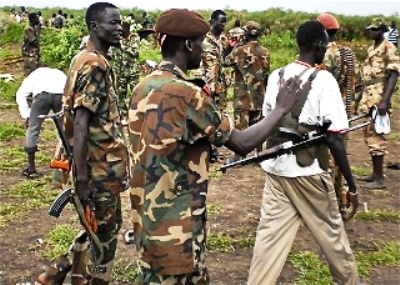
xmin=155 ymin=9 xmax=210 ymax=38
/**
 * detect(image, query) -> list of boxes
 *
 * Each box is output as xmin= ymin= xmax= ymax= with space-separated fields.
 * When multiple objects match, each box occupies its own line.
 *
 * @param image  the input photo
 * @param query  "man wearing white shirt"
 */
xmin=16 ymin=67 xmax=66 ymax=178
xmin=247 ymin=21 xmax=360 ymax=285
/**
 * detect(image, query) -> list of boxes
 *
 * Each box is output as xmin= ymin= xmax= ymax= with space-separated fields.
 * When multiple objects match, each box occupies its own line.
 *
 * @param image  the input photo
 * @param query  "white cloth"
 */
xmin=16 ymin=67 xmax=66 ymax=119
xmin=261 ymin=62 xmax=349 ymax=177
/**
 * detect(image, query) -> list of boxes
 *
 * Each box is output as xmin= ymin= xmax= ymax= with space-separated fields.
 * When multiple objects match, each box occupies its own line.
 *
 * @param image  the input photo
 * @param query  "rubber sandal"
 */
xmin=22 ymin=167 xmax=39 ymax=179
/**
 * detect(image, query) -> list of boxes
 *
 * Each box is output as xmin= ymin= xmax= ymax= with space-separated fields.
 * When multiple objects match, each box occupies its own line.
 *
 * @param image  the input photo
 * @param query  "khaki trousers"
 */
xmin=248 ymin=173 xmax=358 ymax=285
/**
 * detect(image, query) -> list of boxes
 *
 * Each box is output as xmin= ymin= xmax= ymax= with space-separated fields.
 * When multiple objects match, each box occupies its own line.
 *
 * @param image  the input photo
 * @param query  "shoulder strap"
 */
xmin=291 ymin=68 xmax=319 ymax=119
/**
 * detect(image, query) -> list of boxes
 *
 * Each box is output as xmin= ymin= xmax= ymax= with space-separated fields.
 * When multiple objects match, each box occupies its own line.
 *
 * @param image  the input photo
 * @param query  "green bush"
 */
xmin=40 ymin=25 xmax=82 ymax=71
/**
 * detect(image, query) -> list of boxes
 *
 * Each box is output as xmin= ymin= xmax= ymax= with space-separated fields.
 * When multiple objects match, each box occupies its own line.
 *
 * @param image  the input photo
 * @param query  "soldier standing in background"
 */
xmin=356 ymin=18 xmax=400 ymax=190
xmin=316 ymin=13 xmax=361 ymax=209
xmin=225 ymin=21 xmax=270 ymax=162
xmin=113 ymin=17 xmax=141 ymax=123
xmin=201 ymin=10 xmax=231 ymax=162
xmin=227 ymin=19 xmax=245 ymax=86
xmin=201 ymin=9 xmax=231 ymax=112
xmin=22 ymin=13 xmax=40 ymax=76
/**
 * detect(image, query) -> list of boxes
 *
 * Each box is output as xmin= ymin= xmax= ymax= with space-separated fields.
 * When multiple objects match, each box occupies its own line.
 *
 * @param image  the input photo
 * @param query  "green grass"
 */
xmin=355 ymin=242 xmax=400 ymax=276
xmin=0 ymin=102 xmax=17 ymax=110
xmin=43 ymin=223 xmax=79 ymax=260
xmin=0 ymin=122 xmax=25 ymax=141
xmin=0 ymin=78 xmax=21 ymax=102
xmin=206 ymin=204 xmax=222 ymax=216
xmin=0 ymin=176 xmax=58 ymax=226
xmin=0 ymin=146 xmax=51 ymax=173
xmin=355 ymin=210 xmax=400 ymax=222
xmin=386 ymin=132 xmax=400 ymax=141
xmin=206 ymin=231 xmax=255 ymax=252
xmin=288 ymin=242 xmax=400 ymax=283
xmin=112 ymin=260 xmax=139 ymax=283
xmin=351 ymin=165 xmax=372 ymax=176
xmin=288 ymin=251 xmax=332 ymax=285
xmin=0 ymin=22 xmax=24 ymax=46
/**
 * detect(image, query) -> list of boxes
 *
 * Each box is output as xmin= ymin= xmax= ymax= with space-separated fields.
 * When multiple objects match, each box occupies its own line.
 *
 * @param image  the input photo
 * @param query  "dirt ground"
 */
xmin=0 ymin=62 xmax=399 ymax=285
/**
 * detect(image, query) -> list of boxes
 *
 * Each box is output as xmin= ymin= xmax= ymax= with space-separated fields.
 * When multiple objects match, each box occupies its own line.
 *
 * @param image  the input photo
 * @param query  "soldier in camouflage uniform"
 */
xmin=112 ymin=17 xmax=141 ymax=119
xmin=22 ymin=13 xmax=40 ymax=76
xmin=317 ymin=14 xmax=361 ymax=209
xmin=225 ymin=21 xmax=270 ymax=161
xmin=356 ymin=18 xmax=400 ymax=190
xmin=38 ymin=3 xmax=127 ymax=285
xmin=127 ymin=9 xmax=302 ymax=284
xmin=200 ymin=10 xmax=231 ymax=112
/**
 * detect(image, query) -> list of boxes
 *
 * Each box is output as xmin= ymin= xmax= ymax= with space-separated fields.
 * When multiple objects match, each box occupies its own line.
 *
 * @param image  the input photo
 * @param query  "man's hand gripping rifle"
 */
xmin=220 ymin=112 xmax=372 ymax=172
xmin=38 ymin=112 xmax=105 ymax=273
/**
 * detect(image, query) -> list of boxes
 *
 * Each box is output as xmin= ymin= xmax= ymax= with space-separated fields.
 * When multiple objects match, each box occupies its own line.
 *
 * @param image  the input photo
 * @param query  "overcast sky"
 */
xmin=1 ymin=0 xmax=399 ymax=16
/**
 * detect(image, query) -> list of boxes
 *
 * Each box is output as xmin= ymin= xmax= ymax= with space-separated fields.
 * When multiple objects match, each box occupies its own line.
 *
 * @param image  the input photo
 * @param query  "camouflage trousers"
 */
xmin=115 ymin=74 xmax=139 ymax=116
xmin=49 ymin=185 xmax=122 ymax=284
xmin=23 ymin=55 xmax=39 ymax=75
xmin=135 ymin=253 xmax=209 ymax=285
xmin=212 ymin=91 xmax=227 ymax=112
xmin=233 ymin=110 xmax=263 ymax=131
xmin=363 ymin=124 xmax=388 ymax=156
xmin=135 ymin=210 xmax=209 ymax=285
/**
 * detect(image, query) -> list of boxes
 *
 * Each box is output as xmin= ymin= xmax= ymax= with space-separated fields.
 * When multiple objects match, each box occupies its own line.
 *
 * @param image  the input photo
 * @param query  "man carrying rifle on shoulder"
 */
xmin=247 ymin=21 xmax=360 ymax=285
xmin=38 ymin=2 xmax=127 ymax=284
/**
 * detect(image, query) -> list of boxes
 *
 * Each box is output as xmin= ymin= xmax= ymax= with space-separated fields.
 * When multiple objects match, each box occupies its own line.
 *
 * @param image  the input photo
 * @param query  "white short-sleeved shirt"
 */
xmin=261 ymin=61 xmax=349 ymax=177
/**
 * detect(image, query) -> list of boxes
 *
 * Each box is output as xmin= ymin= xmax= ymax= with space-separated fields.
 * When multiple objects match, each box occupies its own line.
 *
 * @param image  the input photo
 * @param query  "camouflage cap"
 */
xmin=245 ymin=21 xmax=261 ymax=36
xmin=366 ymin=17 xmax=389 ymax=31
xmin=155 ymin=9 xmax=210 ymax=38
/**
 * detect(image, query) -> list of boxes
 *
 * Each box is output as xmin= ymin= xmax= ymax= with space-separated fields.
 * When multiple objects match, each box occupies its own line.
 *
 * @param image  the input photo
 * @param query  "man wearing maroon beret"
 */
xmin=128 ymin=8 xmax=302 ymax=284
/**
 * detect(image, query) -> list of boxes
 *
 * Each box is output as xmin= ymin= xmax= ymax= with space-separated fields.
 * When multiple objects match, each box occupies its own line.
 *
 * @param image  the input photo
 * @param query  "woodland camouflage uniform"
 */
xmin=225 ymin=40 xmax=270 ymax=130
xmin=320 ymin=41 xmax=361 ymax=206
xmin=48 ymin=40 xmax=127 ymax=284
xmin=22 ymin=25 xmax=40 ymax=75
xmin=200 ymin=32 xmax=229 ymax=111
xmin=357 ymin=38 xmax=400 ymax=156
xmin=128 ymin=61 xmax=234 ymax=284
xmin=113 ymin=21 xmax=141 ymax=116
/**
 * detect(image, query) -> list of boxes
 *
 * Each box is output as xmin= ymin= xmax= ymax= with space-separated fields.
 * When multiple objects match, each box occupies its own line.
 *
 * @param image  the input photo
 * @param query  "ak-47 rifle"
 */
xmin=220 ymin=112 xmax=372 ymax=173
xmin=39 ymin=112 xmax=106 ymax=275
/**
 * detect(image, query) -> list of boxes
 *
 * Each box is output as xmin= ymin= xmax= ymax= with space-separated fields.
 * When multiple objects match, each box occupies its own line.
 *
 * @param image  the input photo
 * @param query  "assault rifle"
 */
xmin=38 ymin=112 xmax=106 ymax=274
xmin=220 ymin=113 xmax=371 ymax=173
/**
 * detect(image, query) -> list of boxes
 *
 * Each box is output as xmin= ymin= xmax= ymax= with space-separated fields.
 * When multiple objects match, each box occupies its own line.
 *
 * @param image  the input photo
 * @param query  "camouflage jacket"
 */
xmin=358 ymin=39 xmax=400 ymax=113
xmin=22 ymin=25 xmax=39 ymax=57
xmin=320 ymin=41 xmax=361 ymax=114
xmin=200 ymin=32 xmax=229 ymax=94
xmin=112 ymin=25 xmax=141 ymax=78
xmin=225 ymin=40 xmax=270 ymax=111
xmin=128 ymin=60 xmax=234 ymax=275
xmin=62 ymin=40 xmax=127 ymax=192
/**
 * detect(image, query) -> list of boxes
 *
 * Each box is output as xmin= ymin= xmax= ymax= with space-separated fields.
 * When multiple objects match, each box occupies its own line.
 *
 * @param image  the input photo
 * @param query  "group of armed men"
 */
xmin=11 ymin=2 xmax=400 ymax=285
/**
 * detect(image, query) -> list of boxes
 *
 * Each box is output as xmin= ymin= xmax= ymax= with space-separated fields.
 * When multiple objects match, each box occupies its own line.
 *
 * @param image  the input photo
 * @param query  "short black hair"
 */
xmin=28 ymin=12 xmax=38 ymax=23
xmin=52 ymin=13 xmax=56 ymax=17
xmin=326 ymin=29 xmax=338 ymax=38
xmin=58 ymin=9 xmax=63 ymax=15
xmin=210 ymin=10 xmax=226 ymax=21
xmin=234 ymin=19 xmax=241 ymax=27
xmin=85 ymin=2 xmax=117 ymax=29
xmin=37 ymin=11 xmax=42 ymax=16
xmin=296 ymin=20 xmax=327 ymax=49
xmin=160 ymin=35 xmax=186 ymax=58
